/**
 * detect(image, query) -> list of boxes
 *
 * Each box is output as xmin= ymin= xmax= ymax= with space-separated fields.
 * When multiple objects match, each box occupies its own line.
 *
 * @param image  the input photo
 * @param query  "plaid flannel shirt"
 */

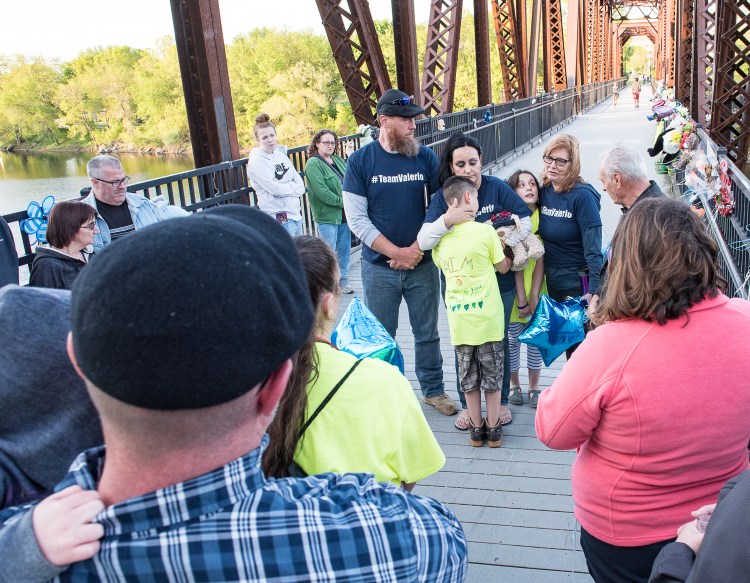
xmin=32 ymin=435 xmax=466 ymax=582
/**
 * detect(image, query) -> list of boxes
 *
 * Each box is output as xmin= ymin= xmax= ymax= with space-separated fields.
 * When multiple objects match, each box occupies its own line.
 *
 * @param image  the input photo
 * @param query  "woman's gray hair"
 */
xmin=600 ymin=145 xmax=648 ymax=182
xmin=87 ymin=155 xmax=123 ymax=177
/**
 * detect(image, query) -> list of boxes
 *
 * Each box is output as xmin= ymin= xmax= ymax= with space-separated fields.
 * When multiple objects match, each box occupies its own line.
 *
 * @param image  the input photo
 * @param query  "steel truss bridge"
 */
xmin=170 ymin=0 xmax=750 ymax=172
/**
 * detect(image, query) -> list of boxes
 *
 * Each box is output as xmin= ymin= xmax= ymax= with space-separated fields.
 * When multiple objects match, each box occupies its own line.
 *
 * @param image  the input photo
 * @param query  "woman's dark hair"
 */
xmin=594 ymin=198 xmax=726 ymax=326
xmin=263 ymin=235 xmax=339 ymax=478
xmin=506 ymin=169 xmax=540 ymax=192
xmin=46 ymin=201 xmax=98 ymax=249
xmin=438 ymin=132 xmax=483 ymax=185
xmin=307 ymin=129 xmax=339 ymax=158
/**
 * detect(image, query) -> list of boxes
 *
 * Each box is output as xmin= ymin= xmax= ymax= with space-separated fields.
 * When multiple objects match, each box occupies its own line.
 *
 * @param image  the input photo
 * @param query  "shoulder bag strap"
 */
xmin=299 ymin=358 xmax=364 ymax=436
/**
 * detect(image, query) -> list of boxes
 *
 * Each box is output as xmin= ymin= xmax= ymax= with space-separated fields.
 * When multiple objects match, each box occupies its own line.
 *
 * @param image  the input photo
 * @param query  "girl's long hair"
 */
xmin=262 ymin=236 xmax=339 ymax=477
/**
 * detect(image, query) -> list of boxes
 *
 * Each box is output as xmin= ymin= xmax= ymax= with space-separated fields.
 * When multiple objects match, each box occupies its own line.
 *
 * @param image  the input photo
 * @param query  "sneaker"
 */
xmin=485 ymin=417 xmax=503 ymax=448
xmin=508 ymin=386 xmax=523 ymax=405
xmin=529 ymin=389 xmax=540 ymax=409
xmin=340 ymin=286 xmax=355 ymax=294
xmin=422 ymin=394 xmax=458 ymax=416
xmin=469 ymin=418 xmax=486 ymax=447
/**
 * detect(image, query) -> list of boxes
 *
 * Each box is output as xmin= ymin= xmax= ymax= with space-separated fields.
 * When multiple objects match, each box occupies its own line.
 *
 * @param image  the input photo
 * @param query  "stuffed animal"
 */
xmin=489 ymin=211 xmax=544 ymax=271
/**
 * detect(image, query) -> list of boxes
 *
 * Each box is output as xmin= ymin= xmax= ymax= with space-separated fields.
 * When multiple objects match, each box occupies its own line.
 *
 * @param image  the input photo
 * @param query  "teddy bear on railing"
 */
xmin=489 ymin=210 xmax=544 ymax=271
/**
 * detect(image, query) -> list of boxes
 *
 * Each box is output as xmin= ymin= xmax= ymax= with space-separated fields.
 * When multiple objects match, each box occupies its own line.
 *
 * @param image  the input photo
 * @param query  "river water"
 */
xmin=0 ymin=151 xmax=196 ymax=216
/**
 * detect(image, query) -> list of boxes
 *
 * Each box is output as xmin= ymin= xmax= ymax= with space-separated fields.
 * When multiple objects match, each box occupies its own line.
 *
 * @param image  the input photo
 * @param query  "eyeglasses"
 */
xmin=542 ymin=155 xmax=570 ymax=167
xmin=81 ymin=221 xmax=97 ymax=230
xmin=93 ymin=175 xmax=130 ymax=187
xmin=385 ymin=95 xmax=414 ymax=106
xmin=319 ymin=140 xmax=337 ymax=146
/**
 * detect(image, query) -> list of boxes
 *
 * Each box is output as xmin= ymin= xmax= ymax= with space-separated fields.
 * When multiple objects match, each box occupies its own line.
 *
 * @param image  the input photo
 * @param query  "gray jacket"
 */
xmin=81 ymin=191 xmax=187 ymax=252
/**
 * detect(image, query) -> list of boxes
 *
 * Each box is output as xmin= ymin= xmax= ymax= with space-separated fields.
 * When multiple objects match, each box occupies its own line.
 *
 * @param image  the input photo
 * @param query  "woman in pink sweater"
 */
xmin=536 ymin=198 xmax=750 ymax=583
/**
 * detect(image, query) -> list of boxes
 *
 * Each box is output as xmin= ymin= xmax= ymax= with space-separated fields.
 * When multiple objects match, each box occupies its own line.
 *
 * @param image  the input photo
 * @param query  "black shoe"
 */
xmin=485 ymin=417 xmax=503 ymax=448
xmin=469 ymin=418 xmax=486 ymax=447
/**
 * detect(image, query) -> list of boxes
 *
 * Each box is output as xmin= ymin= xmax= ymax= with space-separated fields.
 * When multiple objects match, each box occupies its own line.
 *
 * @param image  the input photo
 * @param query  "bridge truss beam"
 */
xmin=316 ymin=0 xmax=390 ymax=125
xmin=708 ymin=0 xmax=750 ymax=170
xmin=421 ymin=0 xmax=463 ymax=115
xmin=542 ymin=0 xmax=568 ymax=91
xmin=491 ymin=0 xmax=528 ymax=101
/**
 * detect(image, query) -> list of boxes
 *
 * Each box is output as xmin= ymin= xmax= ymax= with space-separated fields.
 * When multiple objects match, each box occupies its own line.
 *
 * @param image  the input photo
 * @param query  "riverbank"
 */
xmin=1 ymin=141 xmax=191 ymax=156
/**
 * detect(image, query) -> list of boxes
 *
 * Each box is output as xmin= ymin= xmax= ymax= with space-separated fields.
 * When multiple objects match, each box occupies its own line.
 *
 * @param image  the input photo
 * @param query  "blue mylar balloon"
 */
xmin=518 ymin=295 xmax=589 ymax=367
xmin=331 ymin=297 xmax=405 ymax=374
xmin=20 ymin=195 xmax=55 ymax=244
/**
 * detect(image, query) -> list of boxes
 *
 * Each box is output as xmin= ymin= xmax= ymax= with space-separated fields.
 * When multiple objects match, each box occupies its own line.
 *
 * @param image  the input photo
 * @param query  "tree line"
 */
xmin=0 ymin=17 xmax=516 ymax=152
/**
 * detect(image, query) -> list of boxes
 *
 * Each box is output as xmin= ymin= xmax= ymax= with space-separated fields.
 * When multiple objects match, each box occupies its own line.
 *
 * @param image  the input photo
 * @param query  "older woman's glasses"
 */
xmin=543 ymin=155 xmax=570 ymax=167
xmin=319 ymin=140 xmax=337 ymax=146
xmin=81 ymin=221 xmax=97 ymax=230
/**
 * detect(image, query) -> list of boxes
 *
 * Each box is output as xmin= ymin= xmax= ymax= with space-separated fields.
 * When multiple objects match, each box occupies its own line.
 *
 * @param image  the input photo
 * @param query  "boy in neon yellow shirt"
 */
xmin=432 ymin=176 xmax=512 ymax=447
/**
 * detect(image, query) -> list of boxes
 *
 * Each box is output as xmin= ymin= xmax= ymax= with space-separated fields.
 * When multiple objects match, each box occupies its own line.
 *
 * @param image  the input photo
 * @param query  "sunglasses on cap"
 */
xmin=385 ymin=95 xmax=415 ymax=106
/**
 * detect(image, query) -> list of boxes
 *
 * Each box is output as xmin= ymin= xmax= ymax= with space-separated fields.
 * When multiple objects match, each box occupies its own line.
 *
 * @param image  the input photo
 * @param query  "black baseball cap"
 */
xmin=376 ymin=89 xmax=426 ymax=118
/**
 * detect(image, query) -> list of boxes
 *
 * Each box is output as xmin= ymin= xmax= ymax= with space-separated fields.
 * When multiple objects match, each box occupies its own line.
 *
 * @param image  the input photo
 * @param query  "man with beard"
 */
xmin=343 ymin=89 xmax=455 ymax=416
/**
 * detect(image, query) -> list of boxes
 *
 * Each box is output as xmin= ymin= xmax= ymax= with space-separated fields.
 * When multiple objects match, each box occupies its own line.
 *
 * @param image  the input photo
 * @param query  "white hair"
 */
xmin=600 ymin=145 xmax=648 ymax=182
xmin=87 ymin=155 xmax=123 ymax=177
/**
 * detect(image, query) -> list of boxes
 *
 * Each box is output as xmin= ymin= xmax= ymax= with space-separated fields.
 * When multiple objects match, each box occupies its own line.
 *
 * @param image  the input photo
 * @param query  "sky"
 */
xmin=1 ymin=0 xmax=459 ymax=61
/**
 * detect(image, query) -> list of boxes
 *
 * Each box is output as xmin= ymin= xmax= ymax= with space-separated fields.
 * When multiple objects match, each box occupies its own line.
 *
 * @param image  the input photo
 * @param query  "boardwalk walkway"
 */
xmin=339 ymin=85 xmax=668 ymax=582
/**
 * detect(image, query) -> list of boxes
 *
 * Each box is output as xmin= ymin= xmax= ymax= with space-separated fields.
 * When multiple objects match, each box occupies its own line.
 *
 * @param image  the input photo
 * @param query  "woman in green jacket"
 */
xmin=305 ymin=129 xmax=354 ymax=294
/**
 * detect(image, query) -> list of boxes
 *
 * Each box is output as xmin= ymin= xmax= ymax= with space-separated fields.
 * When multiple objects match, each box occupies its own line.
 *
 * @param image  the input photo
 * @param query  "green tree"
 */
xmin=0 ymin=57 xmax=63 ymax=144
xmin=130 ymin=38 xmax=189 ymax=146
xmin=227 ymin=29 xmax=346 ymax=146
xmin=56 ymin=46 xmax=144 ymax=143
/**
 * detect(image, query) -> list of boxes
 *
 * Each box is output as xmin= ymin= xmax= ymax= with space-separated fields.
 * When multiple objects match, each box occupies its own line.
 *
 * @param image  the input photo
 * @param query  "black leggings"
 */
xmin=580 ymin=527 xmax=673 ymax=583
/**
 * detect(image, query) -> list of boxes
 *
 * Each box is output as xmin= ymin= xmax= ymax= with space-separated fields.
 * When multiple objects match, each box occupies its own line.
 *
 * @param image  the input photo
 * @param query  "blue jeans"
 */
xmin=457 ymin=287 xmax=515 ymax=408
xmin=361 ymin=260 xmax=444 ymax=398
xmin=280 ymin=218 xmax=303 ymax=237
xmin=317 ymin=222 xmax=352 ymax=286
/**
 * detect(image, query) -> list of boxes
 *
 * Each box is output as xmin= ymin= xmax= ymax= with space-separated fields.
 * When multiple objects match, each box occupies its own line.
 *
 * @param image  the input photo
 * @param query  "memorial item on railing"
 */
xmin=331 ymin=297 xmax=405 ymax=374
xmin=19 ymin=195 xmax=55 ymax=245
xmin=489 ymin=210 xmax=545 ymax=271
xmin=715 ymin=159 xmax=735 ymax=217
xmin=518 ymin=294 xmax=589 ymax=366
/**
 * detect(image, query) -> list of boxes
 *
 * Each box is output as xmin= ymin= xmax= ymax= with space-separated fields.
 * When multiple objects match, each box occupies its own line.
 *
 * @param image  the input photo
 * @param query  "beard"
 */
xmin=385 ymin=128 xmax=420 ymax=158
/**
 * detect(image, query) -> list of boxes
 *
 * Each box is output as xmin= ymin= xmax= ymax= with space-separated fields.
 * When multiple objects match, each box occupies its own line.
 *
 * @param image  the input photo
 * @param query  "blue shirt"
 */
xmin=343 ymin=142 xmax=440 ymax=265
xmin=538 ymin=181 xmax=603 ymax=291
xmin=2 ymin=436 xmax=467 ymax=582
xmin=424 ymin=175 xmax=531 ymax=292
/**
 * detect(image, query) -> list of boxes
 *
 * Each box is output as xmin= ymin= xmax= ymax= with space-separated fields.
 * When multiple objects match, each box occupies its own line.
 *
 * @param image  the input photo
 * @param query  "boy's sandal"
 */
xmin=508 ymin=386 xmax=523 ymax=405
xmin=529 ymin=389 xmax=540 ymax=409
xmin=454 ymin=410 xmax=471 ymax=431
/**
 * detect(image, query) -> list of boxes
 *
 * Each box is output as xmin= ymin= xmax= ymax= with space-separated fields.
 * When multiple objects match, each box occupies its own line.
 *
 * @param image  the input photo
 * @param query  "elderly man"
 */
xmin=598 ymin=145 xmax=666 ymax=213
xmin=0 ymin=206 xmax=467 ymax=582
xmin=590 ymin=144 xmax=666 ymax=315
xmin=81 ymin=155 xmax=185 ymax=252
xmin=344 ymin=89 xmax=455 ymax=416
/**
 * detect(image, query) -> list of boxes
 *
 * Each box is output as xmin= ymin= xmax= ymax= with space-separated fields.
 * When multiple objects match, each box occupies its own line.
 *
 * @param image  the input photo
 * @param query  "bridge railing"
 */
xmin=4 ymin=80 xmax=622 ymax=275
xmin=668 ymin=127 xmax=750 ymax=299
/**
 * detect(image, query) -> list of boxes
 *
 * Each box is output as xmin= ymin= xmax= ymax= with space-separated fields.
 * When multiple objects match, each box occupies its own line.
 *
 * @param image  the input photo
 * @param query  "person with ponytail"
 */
xmin=264 ymin=236 xmax=445 ymax=488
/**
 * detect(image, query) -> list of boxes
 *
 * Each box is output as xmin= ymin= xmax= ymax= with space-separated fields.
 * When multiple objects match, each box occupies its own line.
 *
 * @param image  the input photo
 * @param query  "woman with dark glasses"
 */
xmin=537 ymin=133 xmax=603 ymax=358
xmin=29 ymin=201 xmax=99 ymax=290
